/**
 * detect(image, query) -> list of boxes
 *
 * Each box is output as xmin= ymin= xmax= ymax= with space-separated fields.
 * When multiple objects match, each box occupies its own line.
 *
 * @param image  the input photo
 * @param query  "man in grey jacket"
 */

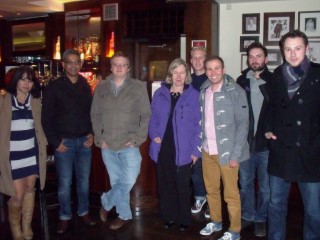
xmin=91 ymin=51 xmax=151 ymax=230
xmin=199 ymin=56 xmax=249 ymax=240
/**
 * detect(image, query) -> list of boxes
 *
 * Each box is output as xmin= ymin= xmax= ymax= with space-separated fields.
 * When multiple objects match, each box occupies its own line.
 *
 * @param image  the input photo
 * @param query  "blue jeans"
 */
xmin=101 ymin=147 xmax=141 ymax=220
xmin=239 ymin=150 xmax=270 ymax=222
xmin=54 ymin=136 xmax=92 ymax=220
xmin=268 ymin=175 xmax=320 ymax=240
xmin=191 ymin=158 xmax=206 ymax=200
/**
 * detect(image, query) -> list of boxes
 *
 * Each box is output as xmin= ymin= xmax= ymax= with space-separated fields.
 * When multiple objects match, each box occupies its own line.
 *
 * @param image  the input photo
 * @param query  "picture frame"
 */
xmin=241 ymin=54 xmax=248 ymax=71
xmin=191 ymin=40 xmax=207 ymax=48
xmin=308 ymin=41 xmax=320 ymax=63
xmin=298 ymin=11 xmax=320 ymax=38
xmin=242 ymin=13 xmax=260 ymax=34
xmin=263 ymin=12 xmax=295 ymax=46
xmin=267 ymin=49 xmax=282 ymax=66
xmin=240 ymin=36 xmax=259 ymax=52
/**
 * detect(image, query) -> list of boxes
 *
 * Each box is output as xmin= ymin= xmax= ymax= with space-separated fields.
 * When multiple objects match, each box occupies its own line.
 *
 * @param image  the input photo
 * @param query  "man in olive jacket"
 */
xmin=265 ymin=30 xmax=320 ymax=240
xmin=91 ymin=51 xmax=150 ymax=231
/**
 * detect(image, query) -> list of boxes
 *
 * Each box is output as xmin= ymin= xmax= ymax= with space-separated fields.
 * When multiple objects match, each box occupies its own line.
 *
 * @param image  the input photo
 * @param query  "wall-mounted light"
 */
xmin=106 ymin=32 xmax=115 ymax=58
xmin=54 ymin=36 xmax=61 ymax=60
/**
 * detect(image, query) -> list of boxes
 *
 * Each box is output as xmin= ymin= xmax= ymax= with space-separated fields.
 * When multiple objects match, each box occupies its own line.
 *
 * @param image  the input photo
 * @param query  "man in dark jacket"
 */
xmin=265 ymin=30 xmax=320 ymax=240
xmin=42 ymin=49 xmax=96 ymax=234
xmin=237 ymin=42 xmax=271 ymax=237
xmin=190 ymin=46 xmax=209 ymax=218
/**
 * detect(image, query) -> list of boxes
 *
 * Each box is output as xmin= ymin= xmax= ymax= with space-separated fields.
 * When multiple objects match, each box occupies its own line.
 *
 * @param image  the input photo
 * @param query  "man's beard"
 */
xmin=250 ymin=64 xmax=266 ymax=72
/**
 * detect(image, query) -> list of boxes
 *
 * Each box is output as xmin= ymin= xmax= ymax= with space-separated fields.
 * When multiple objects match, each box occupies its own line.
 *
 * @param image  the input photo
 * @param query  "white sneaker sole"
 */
xmin=191 ymin=199 xmax=207 ymax=213
xmin=200 ymin=227 xmax=222 ymax=236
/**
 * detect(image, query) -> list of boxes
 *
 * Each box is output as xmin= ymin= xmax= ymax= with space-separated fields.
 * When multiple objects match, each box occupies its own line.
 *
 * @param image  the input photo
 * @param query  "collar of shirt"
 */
xmin=209 ymin=81 xmax=223 ymax=93
xmin=111 ymin=78 xmax=127 ymax=96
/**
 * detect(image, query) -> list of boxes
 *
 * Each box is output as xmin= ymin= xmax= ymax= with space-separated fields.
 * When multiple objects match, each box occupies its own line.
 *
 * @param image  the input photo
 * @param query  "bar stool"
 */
xmin=38 ymin=154 xmax=56 ymax=240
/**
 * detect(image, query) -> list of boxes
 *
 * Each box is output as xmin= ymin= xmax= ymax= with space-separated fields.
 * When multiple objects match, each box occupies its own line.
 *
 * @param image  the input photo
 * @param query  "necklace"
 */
xmin=170 ymin=92 xmax=181 ymax=98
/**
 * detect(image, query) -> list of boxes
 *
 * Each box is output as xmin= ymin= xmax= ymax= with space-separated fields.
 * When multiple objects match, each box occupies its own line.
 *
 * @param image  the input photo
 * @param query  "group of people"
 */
xmin=0 ymin=49 xmax=151 ymax=239
xmin=0 ymin=29 xmax=319 ymax=240
xmin=149 ymin=29 xmax=320 ymax=240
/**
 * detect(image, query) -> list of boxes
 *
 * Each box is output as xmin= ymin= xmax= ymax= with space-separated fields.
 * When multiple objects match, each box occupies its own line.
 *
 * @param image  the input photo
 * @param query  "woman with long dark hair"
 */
xmin=0 ymin=65 xmax=47 ymax=240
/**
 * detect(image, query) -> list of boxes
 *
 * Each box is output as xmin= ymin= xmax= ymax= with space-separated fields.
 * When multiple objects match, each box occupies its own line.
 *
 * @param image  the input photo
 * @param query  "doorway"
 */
xmin=123 ymin=38 xmax=180 ymax=97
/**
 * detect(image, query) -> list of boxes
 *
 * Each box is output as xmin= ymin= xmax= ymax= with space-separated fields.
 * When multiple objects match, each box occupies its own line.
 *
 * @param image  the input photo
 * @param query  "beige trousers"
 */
xmin=202 ymin=151 xmax=241 ymax=233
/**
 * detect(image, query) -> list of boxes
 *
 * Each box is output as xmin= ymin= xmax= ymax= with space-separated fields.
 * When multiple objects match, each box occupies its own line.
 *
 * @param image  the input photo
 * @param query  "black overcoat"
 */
xmin=266 ymin=62 xmax=320 ymax=182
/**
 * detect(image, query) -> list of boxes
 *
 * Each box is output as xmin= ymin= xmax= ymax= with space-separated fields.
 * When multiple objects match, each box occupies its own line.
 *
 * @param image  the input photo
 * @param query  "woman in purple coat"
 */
xmin=148 ymin=58 xmax=202 ymax=231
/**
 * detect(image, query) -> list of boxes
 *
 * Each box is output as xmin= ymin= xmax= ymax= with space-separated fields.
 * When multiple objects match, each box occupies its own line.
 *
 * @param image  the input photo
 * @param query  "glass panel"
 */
xmin=12 ymin=22 xmax=45 ymax=52
xmin=65 ymin=8 xmax=101 ymax=61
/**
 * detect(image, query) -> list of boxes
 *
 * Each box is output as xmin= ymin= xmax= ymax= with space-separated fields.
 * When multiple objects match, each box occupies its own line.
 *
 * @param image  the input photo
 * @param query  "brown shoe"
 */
xmin=100 ymin=207 xmax=109 ymax=222
xmin=56 ymin=220 xmax=69 ymax=234
xmin=109 ymin=217 xmax=130 ymax=230
xmin=80 ymin=214 xmax=96 ymax=226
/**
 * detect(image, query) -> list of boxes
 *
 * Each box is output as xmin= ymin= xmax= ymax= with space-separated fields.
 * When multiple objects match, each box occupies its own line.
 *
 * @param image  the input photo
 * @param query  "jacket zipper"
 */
xmin=174 ymin=103 xmax=182 ymax=172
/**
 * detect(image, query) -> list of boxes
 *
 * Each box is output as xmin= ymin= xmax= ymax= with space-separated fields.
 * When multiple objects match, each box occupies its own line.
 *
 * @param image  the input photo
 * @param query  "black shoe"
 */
xmin=241 ymin=218 xmax=253 ymax=229
xmin=164 ymin=221 xmax=175 ymax=229
xmin=254 ymin=222 xmax=267 ymax=237
xmin=179 ymin=224 xmax=189 ymax=231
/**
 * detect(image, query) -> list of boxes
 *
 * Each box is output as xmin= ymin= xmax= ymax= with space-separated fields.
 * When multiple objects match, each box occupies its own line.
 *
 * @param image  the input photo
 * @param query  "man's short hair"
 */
xmin=246 ymin=42 xmax=268 ymax=57
xmin=204 ymin=56 xmax=225 ymax=69
xmin=190 ymin=46 xmax=207 ymax=58
xmin=62 ymin=49 xmax=81 ymax=62
xmin=280 ymin=29 xmax=309 ymax=50
xmin=110 ymin=51 xmax=131 ymax=68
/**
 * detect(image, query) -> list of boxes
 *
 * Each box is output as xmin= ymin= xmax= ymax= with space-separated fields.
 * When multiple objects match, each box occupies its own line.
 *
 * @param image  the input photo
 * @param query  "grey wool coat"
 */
xmin=200 ymin=75 xmax=250 ymax=165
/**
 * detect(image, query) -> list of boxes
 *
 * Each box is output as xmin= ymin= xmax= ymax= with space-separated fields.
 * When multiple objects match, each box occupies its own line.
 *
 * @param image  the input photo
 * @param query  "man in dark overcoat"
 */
xmin=265 ymin=30 xmax=320 ymax=240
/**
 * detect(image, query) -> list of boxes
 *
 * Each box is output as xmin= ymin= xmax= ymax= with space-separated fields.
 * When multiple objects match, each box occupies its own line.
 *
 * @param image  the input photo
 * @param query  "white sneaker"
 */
xmin=191 ymin=199 xmax=207 ymax=213
xmin=204 ymin=206 xmax=210 ymax=219
xmin=199 ymin=222 xmax=222 ymax=236
xmin=218 ymin=231 xmax=240 ymax=240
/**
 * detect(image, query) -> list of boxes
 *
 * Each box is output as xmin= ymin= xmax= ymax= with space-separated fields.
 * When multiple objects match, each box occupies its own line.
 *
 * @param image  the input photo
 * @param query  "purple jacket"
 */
xmin=148 ymin=82 xmax=201 ymax=166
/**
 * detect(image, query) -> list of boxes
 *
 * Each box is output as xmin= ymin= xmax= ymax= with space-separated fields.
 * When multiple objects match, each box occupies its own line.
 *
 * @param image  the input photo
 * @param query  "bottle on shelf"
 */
xmin=54 ymin=36 xmax=61 ymax=60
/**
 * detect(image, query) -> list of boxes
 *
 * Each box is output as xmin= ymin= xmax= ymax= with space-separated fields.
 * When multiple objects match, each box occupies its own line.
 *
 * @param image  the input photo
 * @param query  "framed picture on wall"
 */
xmin=308 ymin=41 xmax=320 ymax=63
xmin=241 ymin=54 xmax=248 ymax=71
xmin=242 ymin=13 xmax=260 ymax=34
xmin=299 ymin=11 xmax=320 ymax=38
xmin=267 ymin=49 xmax=282 ymax=66
xmin=240 ymin=36 xmax=259 ymax=52
xmin=191 ymin=40 xmax=207 ymax=48
xmin=263 ymin=12 xmax=295 ymax=46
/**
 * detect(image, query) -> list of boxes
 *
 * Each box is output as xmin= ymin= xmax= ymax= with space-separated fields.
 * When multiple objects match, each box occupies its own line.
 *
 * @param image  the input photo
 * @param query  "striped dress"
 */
xmin=9 ymin=94 xmax=39 ymax=180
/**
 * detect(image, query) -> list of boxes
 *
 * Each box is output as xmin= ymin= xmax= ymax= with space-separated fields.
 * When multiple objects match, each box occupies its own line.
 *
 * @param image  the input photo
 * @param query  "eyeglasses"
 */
xmin=112 ymin=63 xmax=128 ymax=68
xmin=64 ymin=60 xmax=82 ymax=65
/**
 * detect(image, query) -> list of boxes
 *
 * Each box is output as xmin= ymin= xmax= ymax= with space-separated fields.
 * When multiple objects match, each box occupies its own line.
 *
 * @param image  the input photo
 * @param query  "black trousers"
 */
xmin=156 ymin=157 xmax=192 ymax=225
